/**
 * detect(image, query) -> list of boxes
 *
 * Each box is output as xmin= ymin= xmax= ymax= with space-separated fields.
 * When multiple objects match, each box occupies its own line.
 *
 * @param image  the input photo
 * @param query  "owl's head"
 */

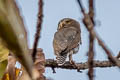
xmin=57 ymin=18 xmax=80 ymax=30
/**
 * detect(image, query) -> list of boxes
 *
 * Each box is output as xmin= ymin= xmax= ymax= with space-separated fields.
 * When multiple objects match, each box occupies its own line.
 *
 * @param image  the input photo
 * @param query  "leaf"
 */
xmin=0 ymin=39 xmax=9 ymax=63
xmin=2 ymin=55 xmax=22 ymax=80
xmin=0 ymin=40 xmax=9 ymax=78
xmin=33 ymin=48 xmax=45 ymax=75
xmin=0 ymin=60 xmax=7 ymax=79
xmin=2 ymin=73 xmax=10 ymax=80
xmin=1 ymin=55 xmax=23 ymax=80
xmin=19 ymin=49 xmax=46 ymax=80
xmin=0 ymin=0 xmax=33 ymax=77
xmin=1 ymin=48 xmax=45 ymax=80
xmin=32 ymin=48 xmax=46 ymax=80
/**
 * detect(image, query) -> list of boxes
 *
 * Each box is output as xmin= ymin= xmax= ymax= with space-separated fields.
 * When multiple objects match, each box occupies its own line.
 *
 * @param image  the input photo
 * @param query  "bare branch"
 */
xmin=88 ymin=0 xmax=95 ymax=80
xmin=88 ymin=34 xmax=95 ymax=80
xmin=96 ymin=36 xmax=120 ymax=66
xmin=77 ymin=0 xmax=120 ymax=68
xmin=89 ymin=0 xmax=95 ymax=25
xmin=32 ymin=0 xmax=43 ymax=62
xmin=77 ymin=0 xmax=95 ymax=79
xmin=77 ymin=0 xmax=85 ymax=15
xmin=45 ymin=59 xmax=119 ymax=70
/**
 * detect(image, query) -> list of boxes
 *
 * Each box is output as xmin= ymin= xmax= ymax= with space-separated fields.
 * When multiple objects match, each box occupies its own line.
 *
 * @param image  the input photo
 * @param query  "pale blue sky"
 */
xmin=17 ymin=0 xmax=120 ymax=80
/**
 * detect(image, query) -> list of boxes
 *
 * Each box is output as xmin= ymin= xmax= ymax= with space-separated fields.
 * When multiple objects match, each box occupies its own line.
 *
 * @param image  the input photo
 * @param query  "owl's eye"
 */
xmin=66 ymin=20 xmax=71 ymax=23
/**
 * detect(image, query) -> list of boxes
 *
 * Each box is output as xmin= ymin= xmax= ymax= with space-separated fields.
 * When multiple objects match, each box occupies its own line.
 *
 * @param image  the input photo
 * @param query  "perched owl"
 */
xmin=53 ymin=18 xmax=81 ymax=66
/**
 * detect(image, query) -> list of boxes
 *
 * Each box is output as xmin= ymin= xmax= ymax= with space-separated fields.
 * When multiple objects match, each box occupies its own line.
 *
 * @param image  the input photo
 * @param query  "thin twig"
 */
xmin=77 ymin=0 xmax=85 ymax=15
xmin=96 ymin=36 xmax=119 ymax=66
xmin=51 ymin=67 xmax=56 ymax=73
xmin=32 ymin=0 xmax=43 ymax=62
xmin=116 ymin=51 xmax=120 ymax=59
xmin=89 ymin=0 xmax=95 ymax=25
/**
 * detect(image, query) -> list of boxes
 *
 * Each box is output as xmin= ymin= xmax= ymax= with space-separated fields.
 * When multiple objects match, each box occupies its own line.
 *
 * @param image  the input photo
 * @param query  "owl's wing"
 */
xmin=53 ymin=27 xmax=78 ymax=56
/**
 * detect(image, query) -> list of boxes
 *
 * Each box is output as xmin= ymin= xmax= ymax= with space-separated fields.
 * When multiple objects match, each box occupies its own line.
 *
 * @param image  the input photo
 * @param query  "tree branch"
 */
xmin=88 ymin=0 xmax=95 ymax=80
xmin=77 ymin=0 xmax=120 ymax=68
xmin=45 ymin=59 xmax=120 ymax=70
xmin=32 ymin=0 xmax=43 ymax=62
xmin=88 ymin=33 xmax=95 ymax=80
xmin=89 ymin=0 xmax=95 ymax=25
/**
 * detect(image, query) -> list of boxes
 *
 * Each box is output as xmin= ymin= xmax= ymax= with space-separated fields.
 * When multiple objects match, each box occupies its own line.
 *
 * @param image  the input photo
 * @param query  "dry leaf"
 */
xmin=20 ymin=48 xmax=46 ymax=80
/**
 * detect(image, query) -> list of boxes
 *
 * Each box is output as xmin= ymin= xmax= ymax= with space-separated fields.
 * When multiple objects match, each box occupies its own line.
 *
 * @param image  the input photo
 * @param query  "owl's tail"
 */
xmin=56 ymin=54 xmax=67 ymax=66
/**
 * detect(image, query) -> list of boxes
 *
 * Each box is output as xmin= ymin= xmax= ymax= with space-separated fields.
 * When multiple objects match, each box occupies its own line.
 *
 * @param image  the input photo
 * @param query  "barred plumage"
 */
xmin=56 ymin=54 xmax=67 ymax=66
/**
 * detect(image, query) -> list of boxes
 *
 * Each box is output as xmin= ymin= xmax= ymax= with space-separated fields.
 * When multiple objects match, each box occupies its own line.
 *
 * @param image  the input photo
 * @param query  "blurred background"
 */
xmin=16 ymin=0 xmax=120 ymax=80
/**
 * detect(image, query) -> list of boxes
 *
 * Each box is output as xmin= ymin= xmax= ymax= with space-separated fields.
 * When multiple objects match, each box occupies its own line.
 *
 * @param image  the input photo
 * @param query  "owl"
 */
xmin=53 ymin=18 xmax=81 ymax=66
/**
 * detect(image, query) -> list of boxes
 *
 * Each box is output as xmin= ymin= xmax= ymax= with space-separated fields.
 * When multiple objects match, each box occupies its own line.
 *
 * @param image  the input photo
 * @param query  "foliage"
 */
xmin=0 ymin=0 xmax=33 ymax=79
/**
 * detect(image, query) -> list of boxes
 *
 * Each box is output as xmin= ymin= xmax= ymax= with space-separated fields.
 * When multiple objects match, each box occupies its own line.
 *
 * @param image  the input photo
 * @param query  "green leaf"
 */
xmin=0 ymin=60 xmax=7 ymax=79
xmin=0 ymin=40 xmax=9 ymax=63
xmin=0 ymin=40 xmax=9 ymax=79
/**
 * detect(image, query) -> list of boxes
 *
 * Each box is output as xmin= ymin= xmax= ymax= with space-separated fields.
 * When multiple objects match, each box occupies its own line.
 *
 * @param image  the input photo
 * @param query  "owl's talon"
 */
xmin=69 ymin=60 xmax=75 ymax=65
xmin=69 ymin=60 xmax=77 ymax=68
xmin=69 ymin=53 xmax=77 ymax=67
xmin=69 ymin=60 xmax=82 ymax=72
